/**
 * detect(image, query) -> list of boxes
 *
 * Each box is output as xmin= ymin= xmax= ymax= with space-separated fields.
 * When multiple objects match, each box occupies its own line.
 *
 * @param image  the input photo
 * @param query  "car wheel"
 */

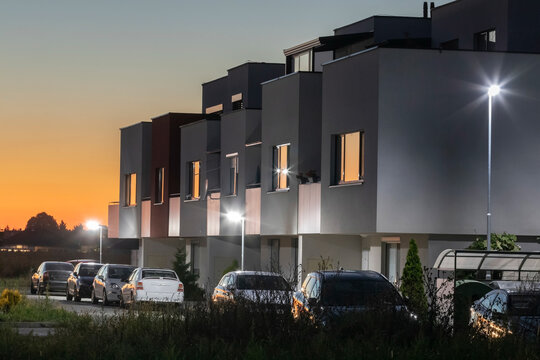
xmin=74 ymin=288 xmax=81 ymax=302
xmin=91 ymin=289 xmax=98 ymax=304
xmin=30 ymin=281 xmax=36 ymax=295
xmin=66 ymin=286 xmax=73 ymax=301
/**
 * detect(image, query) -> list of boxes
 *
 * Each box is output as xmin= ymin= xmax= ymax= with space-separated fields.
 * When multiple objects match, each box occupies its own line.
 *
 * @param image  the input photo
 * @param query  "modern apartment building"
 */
xmin=109 ymin=0 xmax=540 ymax=289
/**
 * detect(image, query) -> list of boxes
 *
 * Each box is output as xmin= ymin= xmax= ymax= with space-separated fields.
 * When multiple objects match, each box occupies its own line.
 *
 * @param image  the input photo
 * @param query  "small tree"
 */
xmin=400 ymin=239 xmax=427 ymax=315
xmin=172 ymin=247 xmax=204 ymax=301
xmin=468 ymin=232 xmax=520 ymax=251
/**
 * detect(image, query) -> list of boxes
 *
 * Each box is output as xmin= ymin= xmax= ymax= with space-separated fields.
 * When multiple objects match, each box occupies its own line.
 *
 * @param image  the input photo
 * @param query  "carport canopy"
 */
xmin=434 ymin=249 xmax=540 ymax=275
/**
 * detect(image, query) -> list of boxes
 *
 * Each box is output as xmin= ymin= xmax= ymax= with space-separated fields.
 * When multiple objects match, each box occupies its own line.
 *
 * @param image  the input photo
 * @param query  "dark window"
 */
xmin=227 ymin=154 xmax=238 ymax=195
xmin=333 ymin=131 xmax=364 ymax=185
xmin=509 ymin=294 xmax=540 ymax=316
xmin=155 ymin=167 xmax=164 ymax=204
xmin=108 ymin=266 xmax=135 ymax=279
xmin=78 ymin=265 xmax=102 ymax=277
xmin=272 ymin=144 xmax=290 ymax=190
xmin=236 ymin=275 xmax=290 ymax=291
xmin=474 ymin=29 xmax=496 ymax=51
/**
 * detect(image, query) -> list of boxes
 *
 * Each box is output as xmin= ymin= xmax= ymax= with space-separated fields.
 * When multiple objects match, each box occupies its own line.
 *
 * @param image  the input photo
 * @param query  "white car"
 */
xmin=120 ymin=267 xmax=184 ymax=306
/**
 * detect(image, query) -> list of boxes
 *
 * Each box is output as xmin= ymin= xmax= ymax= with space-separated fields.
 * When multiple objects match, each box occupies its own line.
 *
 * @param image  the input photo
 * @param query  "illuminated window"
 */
xmin=334 ymin=131 xmax=364 ymax=184
xmin=474 ymin=29 xmax=496 ymax=51
xmin=273 ymin=144 xmax=289 ymax=190
xmin=293 ymin=51 xmax=312 ymax=72
xmin=227 ymin=153 xmax=238 ymax=195
xmin=125 ymin=173 xmax=137 ymax=206
xmin=155 ymin=168 xmax=164 ymax=204
xmin=187 ymin=161 xmax=200 ymax=200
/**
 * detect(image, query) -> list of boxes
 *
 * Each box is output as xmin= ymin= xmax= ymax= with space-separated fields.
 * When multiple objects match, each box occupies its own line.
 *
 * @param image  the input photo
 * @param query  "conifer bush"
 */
xmin=400 ymin=239 xmax=428 ymax=316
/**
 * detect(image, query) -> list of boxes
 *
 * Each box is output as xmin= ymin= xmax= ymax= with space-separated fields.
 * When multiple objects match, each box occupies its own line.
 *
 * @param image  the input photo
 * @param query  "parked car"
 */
xmin=212 ymin=271 xmax=293 ymax=309
xmin=120 ymin=267 xmax=184 ymax=306
xmin=30 ymin=261 xmax=74 ymax=295
xmin=292 ymin=270 xmax=409 ymax=324
xmin=66 ymin=262 xmax=103 ymax=301
xmin=470 ymin=285 xmax=540 ymax=338
xmin=67 ymin=259 xmax=98 ymax=267
xmin=91 ymin=264 xmax=135 ymax=305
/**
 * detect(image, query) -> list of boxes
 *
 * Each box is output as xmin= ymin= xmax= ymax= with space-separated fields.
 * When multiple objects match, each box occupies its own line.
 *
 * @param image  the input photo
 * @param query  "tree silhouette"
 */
xmin=172 ymin=247 xmax=204 ymax=301
xmin=25 ymin=212 xmax=59 ymax=232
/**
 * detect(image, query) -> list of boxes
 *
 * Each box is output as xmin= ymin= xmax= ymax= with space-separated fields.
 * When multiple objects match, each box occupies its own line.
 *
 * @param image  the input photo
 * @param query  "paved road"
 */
xmin=26 ymin=293 xmax=125 ymax=316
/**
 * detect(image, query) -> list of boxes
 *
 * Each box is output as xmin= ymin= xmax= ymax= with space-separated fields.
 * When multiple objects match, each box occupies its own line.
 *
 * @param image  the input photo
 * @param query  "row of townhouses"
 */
xmin=107 ymin=0 xmax=540 ymax=289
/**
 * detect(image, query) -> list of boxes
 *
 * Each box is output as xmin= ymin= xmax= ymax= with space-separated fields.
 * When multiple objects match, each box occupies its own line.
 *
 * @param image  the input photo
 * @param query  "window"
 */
xmin=227 ymin=153 xmax=238 ymax=195
xmin=474 ymin=29 xmax=496 ymax=51
xmin=334 ymin=131 xmax=364 ymax=184
xmin=187 ymin=161 xmax=200 ymax=200
xmin=231 ymin=93 xmax=243 ymax=111
xmin=293 ymin=50 xmax=312 ymax=72
xmin=155 ymin=168 xmax=164 ymax=204
xmin=125 ymin=173 xmax=137 ymax=206
xmin=273 ymin=144 xmax=289 ymax=190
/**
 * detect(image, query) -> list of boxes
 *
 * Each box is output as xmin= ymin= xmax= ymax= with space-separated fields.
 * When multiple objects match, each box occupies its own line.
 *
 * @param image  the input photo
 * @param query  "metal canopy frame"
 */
xmin=434 ymin=249 xmax=540 ymax=281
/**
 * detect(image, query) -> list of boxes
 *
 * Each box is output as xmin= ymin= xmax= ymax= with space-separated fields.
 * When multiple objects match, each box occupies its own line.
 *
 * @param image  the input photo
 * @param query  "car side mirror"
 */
xmin=98 ymin=275 xmax=104 ymax=280
xmin=73 ymin=272 xmax=78 ymax=277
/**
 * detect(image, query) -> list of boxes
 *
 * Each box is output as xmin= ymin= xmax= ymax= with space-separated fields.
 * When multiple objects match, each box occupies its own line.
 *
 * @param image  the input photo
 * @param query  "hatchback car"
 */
xmin=91 ymin=264 xmax=135 ymax=305
xmin=470 ymin=286 xmax=540 ymax=338
xmin=30 ymin=261 xmax=74 ymax=294
xmin=212 ymin=271 xmax=292 ymax=308
xmin=120 ymin=267 xmax=184 ymax=306
xmin=292 ymin=270 xmax=408 ymax=324
xmin=66 ymin=262 xmax=103 ymax=301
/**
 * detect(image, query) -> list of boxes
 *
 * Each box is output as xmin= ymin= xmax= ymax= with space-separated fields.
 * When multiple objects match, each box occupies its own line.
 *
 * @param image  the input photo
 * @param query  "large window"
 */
xmin=474 ymin=29 xmax=496 ymax=51
xmin=334 ymin=131 xmax=364 ymax=184
xmin=187 ymin=161 xmax=200 ymax=200
xmin=293 ymin=50 xmax=312 ymax=72
xmin=125 ymin=173 xmax=136 ymax=206
xmin=227 ymin=153 xmax=238 ymax=195
xmin=273 ymin=144 xmax=289 ymax=190
xmin=155 ymin=167 xmax=164 ymax=204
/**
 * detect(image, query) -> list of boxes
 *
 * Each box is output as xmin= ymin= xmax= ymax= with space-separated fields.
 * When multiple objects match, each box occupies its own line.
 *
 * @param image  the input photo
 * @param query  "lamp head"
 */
xmin=86 ymin=220 xmax=100 ymax=231
xmin=488 ymin=85 xmax=501 ymax=97
xmin=226 ymin=211 xmax=243 ymax=223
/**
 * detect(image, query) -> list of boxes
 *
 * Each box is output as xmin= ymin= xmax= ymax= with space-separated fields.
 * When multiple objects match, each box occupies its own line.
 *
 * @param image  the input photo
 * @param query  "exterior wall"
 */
xmin=119 ymin=122 xmax=152 ymax=239
xmin=320 ymin=50 xmax=379 ymax=235
xmin=141 ymin=200 xmax=151 ymax=238
xmin=334 ymin=16 xmax=431 ymax=42
xmin=260 ymin=237 xmax=298 ymax=281
xmin=245 ymin=188 xmax=261 ymax=235
xmin=301 ymin=235 xmax=362 ymax=274
xmin=168 ymin=196 xmax=180 ymax=236
xmin=298 ymin=183 xmax=321 ymax=234
xmin=376 ymin=48 xmax=540 ymax=236
xmin=107 ymin=203 xmax=119 ymax=238
xmin=180 ymin=121 xmax=209 ymax=237
xmin=142 ymin=237 xmax=185 ymax=269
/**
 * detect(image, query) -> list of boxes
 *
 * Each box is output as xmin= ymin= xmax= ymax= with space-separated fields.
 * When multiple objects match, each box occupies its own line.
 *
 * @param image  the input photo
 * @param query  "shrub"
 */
xmin=172 ymin=247 xmax=205 ymax=301
xmin=468 ymin=232 xmax=520 ymax=251
xmin=0 ymin=289 xmax=22 ymax=312
xmin=400 ymin=239 xmax=428 ymax=316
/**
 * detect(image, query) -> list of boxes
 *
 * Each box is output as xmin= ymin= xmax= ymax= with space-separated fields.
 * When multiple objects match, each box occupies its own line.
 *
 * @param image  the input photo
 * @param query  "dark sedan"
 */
xmin=30 ymin=261 xmax=74 ymax=294
xmin=66 ymin=262 xmax=103 ymax=301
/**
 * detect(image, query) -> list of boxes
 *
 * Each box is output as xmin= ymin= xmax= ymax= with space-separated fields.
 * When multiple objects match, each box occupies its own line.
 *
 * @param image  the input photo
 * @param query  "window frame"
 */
xmin=186 ymin=160 xmax=201 ymax=201
xmin=273 ymin=143 xmax=290 ymax=191
xmin=474 ymin=29 xmax=496 ymax=51
xmin=333 ymin=130 xmax=365 ymax=185
xmin=226 ymin=153 xmax=239 ymax=196
xmin=154 ymin=167 xmax=165 ymax=205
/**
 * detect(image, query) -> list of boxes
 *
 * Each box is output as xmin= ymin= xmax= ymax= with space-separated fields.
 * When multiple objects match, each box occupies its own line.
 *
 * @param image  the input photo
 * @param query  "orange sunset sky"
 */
xmin=0 ymin=0 xmax=450 ymax=230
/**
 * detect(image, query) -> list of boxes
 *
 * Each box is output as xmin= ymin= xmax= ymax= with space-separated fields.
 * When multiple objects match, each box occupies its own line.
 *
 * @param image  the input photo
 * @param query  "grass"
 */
xmin=0 ymin=297 xmax=78 ymax=323
xmin=0 ymin=276 xmax=29 ymax=294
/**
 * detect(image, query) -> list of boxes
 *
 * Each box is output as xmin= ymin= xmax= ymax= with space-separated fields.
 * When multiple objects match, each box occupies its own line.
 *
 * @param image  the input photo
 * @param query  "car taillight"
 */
xmin=136 ymin=282 xmax=144 ymax=290
xmin=177 ymin=283 xmax=184 ymax=292
xmin=43 ymin=272 xmax=49 ymax=281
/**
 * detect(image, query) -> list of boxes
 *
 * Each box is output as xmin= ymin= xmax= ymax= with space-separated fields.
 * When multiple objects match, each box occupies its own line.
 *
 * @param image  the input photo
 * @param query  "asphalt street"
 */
xmin=26 ymin=293 xmax=124 ymax=316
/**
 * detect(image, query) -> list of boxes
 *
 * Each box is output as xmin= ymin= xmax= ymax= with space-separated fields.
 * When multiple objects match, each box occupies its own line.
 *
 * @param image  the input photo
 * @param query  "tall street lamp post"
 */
xmin=227 ymin=212 xmax=245 ymax=271
xmin=86 ymin=220 xmax=106 ymax=264
xmin=487 ymin=84 xmax=500 ymax=256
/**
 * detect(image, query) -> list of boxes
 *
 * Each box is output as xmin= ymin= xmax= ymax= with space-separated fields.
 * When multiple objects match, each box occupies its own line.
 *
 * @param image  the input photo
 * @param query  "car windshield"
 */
xmin=321 ymin=278 xmax=402 ymax=307
xmin=142 ymin=270 xmax=177 ymax=280
xmin=237 ymin=275 xmax=290 ymax=291
xmin=108 ymin=267 xmax=135 ymax=279
xmin=509 ymin=294 xmax=540 ymax=316
xmin=45 ymin=263 xmax=74 ymax=271
xmin=78 ymin=265 xmax=102 ymax=277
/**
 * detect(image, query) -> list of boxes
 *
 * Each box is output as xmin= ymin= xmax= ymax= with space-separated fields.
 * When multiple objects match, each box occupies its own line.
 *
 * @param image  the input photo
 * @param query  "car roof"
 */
xmin=228 ymin=271 xmax=284 ymax=277
xmin=140 ymin=267 xmax=175 ymax=272
xmin=314 ymin=270 xmax=387 ymax=281
xmin=78 ymin=262 xmax=103 ymax=267
xmin=105 ymin=264 xmax=135 ymax=268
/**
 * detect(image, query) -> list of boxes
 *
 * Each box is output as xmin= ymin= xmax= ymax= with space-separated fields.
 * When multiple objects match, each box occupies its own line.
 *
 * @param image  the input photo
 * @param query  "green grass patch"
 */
xmin=0 ymin=276 xmax=29 ymax=293
xmin=0 ymin=297 xmax=78 ymax=323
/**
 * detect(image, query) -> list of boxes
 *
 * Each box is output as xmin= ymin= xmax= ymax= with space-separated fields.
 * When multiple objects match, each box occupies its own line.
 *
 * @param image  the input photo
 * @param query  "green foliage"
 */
xmin=172 ymin=247 xmax=204 ymax=301
xmin=222 ymin=259 xmax=239 ymax=276
xmin=468 ymin=232 xmax=520 ymax=251
xmin=400 ymin=239 xmax=428 ymax=315
xmin=0 ymin=289 xmax=22 ymax=312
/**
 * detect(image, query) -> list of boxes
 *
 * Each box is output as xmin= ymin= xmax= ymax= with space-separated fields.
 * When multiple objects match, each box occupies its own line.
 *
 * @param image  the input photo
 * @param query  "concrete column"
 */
xmin=297 ymin=235 xmax=303 ymax=290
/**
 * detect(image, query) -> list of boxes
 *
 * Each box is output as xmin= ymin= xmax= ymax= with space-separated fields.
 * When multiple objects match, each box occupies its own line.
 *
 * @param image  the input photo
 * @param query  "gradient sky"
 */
xmin=0 ymin=0 xmax=452 ymax=230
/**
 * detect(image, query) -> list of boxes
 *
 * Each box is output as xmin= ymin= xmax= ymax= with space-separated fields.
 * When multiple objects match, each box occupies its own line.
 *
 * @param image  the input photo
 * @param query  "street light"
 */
xmin=226 ymin=211 xmax=245 ymax=271
xmin=86 ymin=220 xmax=106 ymax=264
xmin=486 ymin=84 xmax=501 ymax=256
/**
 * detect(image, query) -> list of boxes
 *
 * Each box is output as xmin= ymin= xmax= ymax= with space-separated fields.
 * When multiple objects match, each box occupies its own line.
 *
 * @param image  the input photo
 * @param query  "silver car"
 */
xmin=91 ymin=264 xmax=135 ymax=306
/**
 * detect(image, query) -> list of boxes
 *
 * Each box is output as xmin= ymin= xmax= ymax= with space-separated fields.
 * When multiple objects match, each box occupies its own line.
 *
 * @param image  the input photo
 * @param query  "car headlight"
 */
xmin=111 ymin=283 xmax=120 ymax=289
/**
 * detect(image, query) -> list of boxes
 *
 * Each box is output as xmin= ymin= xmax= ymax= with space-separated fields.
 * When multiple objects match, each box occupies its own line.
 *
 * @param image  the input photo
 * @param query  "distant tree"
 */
xmin=59 ymin=221 xmax=67 ymax=232
xmin=71 ymin=224 xmax=84 ymax=233
xmin=400 ymin=239 xmax=428 ymax=316
xmin=468 ymin=232 xmax=520 ymax=251
xmin=25 ymin=212 xmax=59 ymax=232
xmin=172 ymin=248 xmax=204 ymax=301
